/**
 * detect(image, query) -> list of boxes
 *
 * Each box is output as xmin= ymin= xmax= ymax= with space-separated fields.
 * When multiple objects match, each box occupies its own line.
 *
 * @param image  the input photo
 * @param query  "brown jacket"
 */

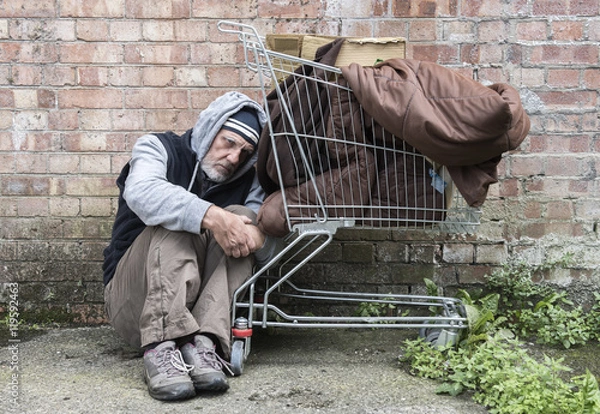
xmin=341 ymin=59 xmax=530 ymax=206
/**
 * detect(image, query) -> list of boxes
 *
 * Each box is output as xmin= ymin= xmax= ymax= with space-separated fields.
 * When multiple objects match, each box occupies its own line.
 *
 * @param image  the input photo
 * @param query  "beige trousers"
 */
xmin=104 ymin=205 xmax=254 ymax=358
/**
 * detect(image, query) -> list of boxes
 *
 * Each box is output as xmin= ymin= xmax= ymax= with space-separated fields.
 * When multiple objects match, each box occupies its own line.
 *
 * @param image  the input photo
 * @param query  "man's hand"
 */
xmin=202 ymin=205 xmax=265 ymax=258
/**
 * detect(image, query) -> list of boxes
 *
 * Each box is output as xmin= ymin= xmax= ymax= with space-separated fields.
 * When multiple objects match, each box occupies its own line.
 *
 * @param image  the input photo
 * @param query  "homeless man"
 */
xmin=102 ymin=91 xmax=280 ymax=401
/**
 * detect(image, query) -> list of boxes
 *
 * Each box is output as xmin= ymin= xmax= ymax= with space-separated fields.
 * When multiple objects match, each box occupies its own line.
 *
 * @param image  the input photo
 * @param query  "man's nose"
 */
xmin=226 ymin=149 xmax=242 ymax=165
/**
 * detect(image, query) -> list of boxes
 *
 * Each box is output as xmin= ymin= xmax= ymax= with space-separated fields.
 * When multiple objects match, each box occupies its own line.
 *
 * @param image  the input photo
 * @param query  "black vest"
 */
xmin=102 ymin=130 xmax=256 ymax=285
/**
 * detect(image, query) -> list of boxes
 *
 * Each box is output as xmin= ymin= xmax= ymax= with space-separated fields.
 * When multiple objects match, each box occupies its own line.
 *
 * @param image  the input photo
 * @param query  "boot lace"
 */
xmin=155 ymin=347 xmax=194 ymax=378
xmin=197 ymin=347 xmax=234 ymax=376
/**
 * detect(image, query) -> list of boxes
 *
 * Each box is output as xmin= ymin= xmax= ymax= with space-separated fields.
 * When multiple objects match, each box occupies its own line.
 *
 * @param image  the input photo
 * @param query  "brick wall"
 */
xmin=1 ymin=1 xmax=599 ymax=322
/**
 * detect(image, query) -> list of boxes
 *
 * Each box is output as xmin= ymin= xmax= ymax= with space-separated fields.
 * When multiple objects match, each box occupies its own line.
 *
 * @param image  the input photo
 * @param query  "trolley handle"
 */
xmin=217 ymin=20 xmax=264 ymax=46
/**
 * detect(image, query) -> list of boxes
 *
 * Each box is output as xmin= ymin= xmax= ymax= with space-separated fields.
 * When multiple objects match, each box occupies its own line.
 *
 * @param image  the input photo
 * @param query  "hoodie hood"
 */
xmin=190 ymin=91 xmax=267 ymax=184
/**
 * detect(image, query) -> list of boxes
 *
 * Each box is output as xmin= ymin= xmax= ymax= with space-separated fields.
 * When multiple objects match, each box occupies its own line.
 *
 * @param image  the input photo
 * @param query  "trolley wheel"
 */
xmin=419 ymin=325 xmax=441 ymax=345
xmin=230 ymin=340 xmax=245 ymax=376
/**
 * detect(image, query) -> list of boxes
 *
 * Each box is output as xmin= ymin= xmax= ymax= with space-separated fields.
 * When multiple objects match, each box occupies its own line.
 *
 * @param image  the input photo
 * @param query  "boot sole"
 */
xmin=194 ymin=378 xmax=229 ymax=392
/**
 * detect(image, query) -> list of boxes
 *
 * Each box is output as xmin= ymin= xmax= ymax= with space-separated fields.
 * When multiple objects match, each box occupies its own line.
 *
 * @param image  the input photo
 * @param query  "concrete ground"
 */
xmin=0 ymin=325 xmax=488 ymax=413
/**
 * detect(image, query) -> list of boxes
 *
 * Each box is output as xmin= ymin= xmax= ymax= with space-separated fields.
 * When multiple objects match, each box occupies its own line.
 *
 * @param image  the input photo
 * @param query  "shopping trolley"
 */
xmin=217 ymin=21 xmax=482 ymax=375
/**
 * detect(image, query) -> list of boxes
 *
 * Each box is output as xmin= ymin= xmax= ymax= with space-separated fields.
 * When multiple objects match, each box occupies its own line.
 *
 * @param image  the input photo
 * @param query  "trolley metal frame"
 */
xmin=217 ymin=21 xmax=481 ymax=375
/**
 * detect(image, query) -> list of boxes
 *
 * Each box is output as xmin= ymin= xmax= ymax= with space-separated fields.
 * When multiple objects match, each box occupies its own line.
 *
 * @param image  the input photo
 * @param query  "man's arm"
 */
xmin=124 ymin=134 xmax=210 ymax=234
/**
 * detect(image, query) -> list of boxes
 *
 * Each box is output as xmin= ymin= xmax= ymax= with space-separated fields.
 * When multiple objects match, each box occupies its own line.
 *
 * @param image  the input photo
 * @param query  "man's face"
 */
xmin=201 ymin=129 xmax=255 ymax=183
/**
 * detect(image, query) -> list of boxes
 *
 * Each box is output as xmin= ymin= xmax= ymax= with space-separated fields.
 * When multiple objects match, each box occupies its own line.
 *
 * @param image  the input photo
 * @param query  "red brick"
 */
xmin=126 ymin=0 xmax=190 ymax=18
xmin=105 ymin=132 xmax=134 ymax=152
xmin=109 ymin=20 xmax=142 ymax=42
xmin=519 ymin=222 xmax=546 ymax=239
xmin=583 ymin=69 xmax=600 ymax=89
xmin=408 ymin=19 xmax=437 ymax=41
xmin=392 ymin=0 xmax=457 ymax=17
xmin=108 ymin=67 xmax=143 ymax=86
xmin=145 ymin=109 xmax=197 ymax=132
xmin=16 ymin=153 xmax=47 ymax=173
xmin=124 ymin=44 xmax=187 ymax=64
xmin=537 ymin=91 xmax=596 ymax=108
xmin=544 ymin=114 xmax=585 ymax=133
xmin=65 ymin=177 xmax=118 ymax=197
xmin=76 ymin=20 xmax=109 ymax=41
xmin=516 ymin=21 xmax=548 ymax=41
xmin=551 ymin=20 xmax=585 ymax=41
xmin=530 ymin=44 xmax=599 ymax=65
xmin=582 ymin=113 xmax=598 ymax=132
xmin=341 ymin=21 xmax=374 ymax=37
xmin=546 ymin=200 xmax=573 ymax=219
xmin=62 ymin=132 xmax=107 ymax=151
xmin=43 ymin=66 xmax=77 ymax=86
xmin=48 ymin=110 xmax=79 ymax=131
xmin=393 ymin=0 xmax=412 ymax=16
xmin=49 ymin=197 xmax=80 ymax=216
xmin=460 ymin=44 xmax=480 ymax=64
xmin=17 ymin=197 xmax=49 ymax=217
xmin=60 ymin=0 xmax=124 ymax=18
xmin=0 ymin=112 xmax=11 ymax=130
xmin=207 ymin=66 xmax=241 ymax=87
xmin=141 ymin=67 xmax=174 ymax=87
xmin=0 ymin=154 xmax=15 ymax=173
xmin=505 ymin=0 xmax=528 ymax=16
xmin=175 ymin=67 xmax=208 ymax=88
xmin=510 ymin=155 xmax=544 ymax=177
xmin=570 ymin=0 xmax=600 ymax=16
xmin=191 ymin=43 xmax=237 ymax=65
xmin=462 ymin=0 xmax=502 ymax=17
xmin=568 ymin=179 xmax=589 ymax=193
xmin=142 ymin=21 xmax=175 ymax=42
xmin=77 ymin=67 xmax=109 ymax=86
xmin=524 ymin=201 xmax=542 ymax=219
xmin=443 ymin=243 xmax=474 ymax=264
xmin=258 ymin=0 xmax=322 ymax=18
xmin=524 ymin=177 xmax=545 ymax=193
xmin=373 ymin=0 xmax=389 ymax=16
xmin=547 ymin=69 xmax=580 ymax=88
xmin=2 ymin=176 xmax=51 ymax=196
xmin=0 ymin=89 xmax=14 ymax=107
xmin=58 ymin=89 xmax=123 ymax=109
xmin=37 ymin=90 xmax=56 ymax=108
xmin=111 ymin=110 xmax=145 ymax=132
xmin=79 ymin=110 xmax=112 ymax=131
xmin=498 ymin=178 xmax=520 ymax=197
xmin=111 ymin=154 xmax=130 ymax=174
xmin=479 ymin=20 xmax=507 ymax=42
xmin=590 ymin=20 xmax=600 ymax=41
xmin=546 ymin=156 xmax=581 ymax=176
xmin=49 ymin=154 xmax=80 ymax=174
xmin=533 ymin=0 xmax=568 ymax=15
xmin=410 ymin=44 xmax=459 ymax=63
xmin=569 ymin=135 xmax=592 ymax=152
xmin=0 ymin=42 xmax=20 ymax=62
xmin=190 ymin=88 xmax=234 ymax=109
xmin=125 ymin=89 xmax=188 ymax=109
xmin=12 ymin=65 xmax=42 ymax=85
xmin=174 ymin=20 xmax=208 ymax=42
xmin=60 ymin=43 xmax=122 ymax=64
xmin=0 ymin=197 xmax=17 ymax=216
xmin=0 ymin=0 xmax=55 ymax=17
xmin=192 ymin=0 xmax=258 ymax=18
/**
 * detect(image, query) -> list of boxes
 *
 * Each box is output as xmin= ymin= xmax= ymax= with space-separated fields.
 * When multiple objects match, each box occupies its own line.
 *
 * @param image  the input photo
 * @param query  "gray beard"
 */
xmin=201 ymin=161 xmax=229 ymax=183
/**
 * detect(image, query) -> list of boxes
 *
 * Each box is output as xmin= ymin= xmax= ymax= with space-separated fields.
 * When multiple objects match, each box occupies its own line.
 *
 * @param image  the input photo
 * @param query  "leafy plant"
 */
xmin=400 ymin=266 xmax=600 ymax=414
xmin=355 ymin=299 xmax=396 ymax=319
xmin=518 ymin=291 xmax=591 ymax=348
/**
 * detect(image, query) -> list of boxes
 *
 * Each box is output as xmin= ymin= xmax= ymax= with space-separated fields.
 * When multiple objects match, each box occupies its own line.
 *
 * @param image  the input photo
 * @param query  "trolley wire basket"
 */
xmin=218 ymin=21 xmax=479 ymax=375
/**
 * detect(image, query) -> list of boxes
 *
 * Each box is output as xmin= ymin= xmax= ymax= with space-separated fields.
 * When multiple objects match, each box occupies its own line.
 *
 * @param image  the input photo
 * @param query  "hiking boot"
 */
xmin=143 ymin=341 xmax=196 ymax=401
xmin=181 ymin=335 xmax=232 ymax=392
